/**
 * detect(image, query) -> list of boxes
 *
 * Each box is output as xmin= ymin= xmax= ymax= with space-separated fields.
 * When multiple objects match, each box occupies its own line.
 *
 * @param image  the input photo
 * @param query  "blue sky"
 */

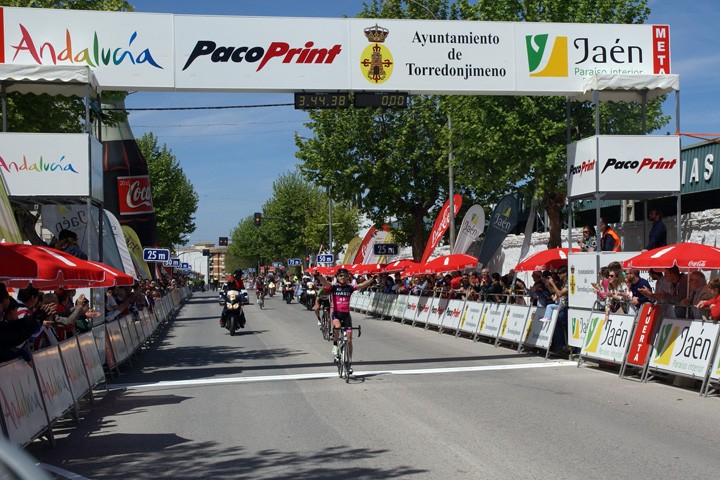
xmin=126 ymin=0 xmax=719 ymax=247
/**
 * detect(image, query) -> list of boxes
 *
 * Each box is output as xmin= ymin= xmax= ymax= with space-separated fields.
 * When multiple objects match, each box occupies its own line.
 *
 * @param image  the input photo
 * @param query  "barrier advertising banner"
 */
xmin=441 ymin=299 xmax=466 ymax=332
xmin=581 ymin=312 xmax=635 ymax=364
xmin=567 ymin=253 xmax=599 ymax=309
xmin=568 ymin=308 xmax=593 ymax=349
xmin=32 ymin=347 xmax=74 ymax=422
xmin=499 ymin=304 xmax=531 ymax=344
xmin=648 ymin=317 xmax=719 ymax=378
xmin=459 ymin=301 xmax=483 ymax=334
xmin=58 ymin=338 xmax=91 ymax=403
xmin=477 ymin=302 xmax=506 ymax=339
xmin=523 ymin=306 xmax=555 ymax=350
xmin=78 ymin=331 xmax=105 ymax=387
xmin=0 ymin=359 xmax=48 ymax=446
xmin=625 ymin=303 xmax=662 ymax=367
xmin=0 ymin=7 xmax=669 ymax=95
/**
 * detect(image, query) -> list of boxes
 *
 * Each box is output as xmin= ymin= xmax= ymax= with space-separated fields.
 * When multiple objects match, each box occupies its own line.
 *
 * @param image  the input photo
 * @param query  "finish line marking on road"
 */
xmin=109 ymin=360 xmax=576 ymax=391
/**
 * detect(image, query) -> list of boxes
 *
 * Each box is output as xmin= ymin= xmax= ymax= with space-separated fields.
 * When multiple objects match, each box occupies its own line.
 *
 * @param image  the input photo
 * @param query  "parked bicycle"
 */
xmin=334 ymin=325 xmax=361 ymax=383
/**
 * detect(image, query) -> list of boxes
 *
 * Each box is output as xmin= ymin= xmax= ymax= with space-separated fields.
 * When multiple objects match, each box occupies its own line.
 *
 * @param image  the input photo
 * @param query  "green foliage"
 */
xmin=298 ymin=0 xmax=668 ymax=252
xmin=137 ymin=133 xmax=199 ymax=249
xmin=227 ymin=172 xmax=360 ymax=269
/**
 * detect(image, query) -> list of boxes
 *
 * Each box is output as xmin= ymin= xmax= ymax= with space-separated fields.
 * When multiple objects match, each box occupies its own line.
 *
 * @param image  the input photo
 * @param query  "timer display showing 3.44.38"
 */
xmin=294 ymin=92 xmax=409 ymax=110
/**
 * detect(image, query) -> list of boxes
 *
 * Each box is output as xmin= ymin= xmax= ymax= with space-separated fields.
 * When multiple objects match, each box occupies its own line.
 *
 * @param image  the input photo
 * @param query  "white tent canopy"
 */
xmin=570 ymin=74 xmax=679 ymax=103
xmin=0 ymin=64 xmax=100 ymax=96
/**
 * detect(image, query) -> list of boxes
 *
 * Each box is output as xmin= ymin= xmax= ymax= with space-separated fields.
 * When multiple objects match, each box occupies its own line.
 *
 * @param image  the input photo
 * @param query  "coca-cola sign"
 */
xmin=117 ymin=175 xmax=155 ymax=215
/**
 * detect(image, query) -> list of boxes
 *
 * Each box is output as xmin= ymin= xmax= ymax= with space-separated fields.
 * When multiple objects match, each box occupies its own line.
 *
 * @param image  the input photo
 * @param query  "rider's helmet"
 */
xmin=233 ymin=269 xmax=243 ymax=279
xmin=336 ymin=268 xmax=349 ymax=283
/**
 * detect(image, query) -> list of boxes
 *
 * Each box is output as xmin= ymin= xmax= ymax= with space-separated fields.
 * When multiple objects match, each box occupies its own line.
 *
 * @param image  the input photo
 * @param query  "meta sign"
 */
xmin=164 ymin=258 xmax=181 ymax=268
xmin=317 ymin=253 xmax=334 ymax=263
xmin=142 ymin=248 xmax=170 ymax=262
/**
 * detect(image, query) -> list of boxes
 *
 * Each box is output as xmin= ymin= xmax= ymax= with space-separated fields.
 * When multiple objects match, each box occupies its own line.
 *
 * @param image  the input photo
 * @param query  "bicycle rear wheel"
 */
xmin=322 ymin=311 xmax=331 ymax=341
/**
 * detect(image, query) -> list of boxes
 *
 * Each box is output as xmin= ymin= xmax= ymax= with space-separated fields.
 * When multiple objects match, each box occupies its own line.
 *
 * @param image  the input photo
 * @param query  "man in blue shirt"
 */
xmin=624 ymin=269 xmax=652 ymax=311
xmin=645 ymin=208 xmax=667 ymax=250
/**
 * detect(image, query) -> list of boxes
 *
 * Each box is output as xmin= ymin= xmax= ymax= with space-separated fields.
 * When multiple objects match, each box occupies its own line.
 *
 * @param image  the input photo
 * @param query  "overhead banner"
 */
xmin=0 ymin=7 xmax=670 ymax=94
xmin=567 ymin=135 xmax=681 ymax=199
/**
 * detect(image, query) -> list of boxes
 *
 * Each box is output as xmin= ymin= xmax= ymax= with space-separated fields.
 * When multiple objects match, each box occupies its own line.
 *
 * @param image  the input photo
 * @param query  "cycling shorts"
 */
xmin=318 ymin=297 xmax=331 ymax=309
xmin=332 ymin=311 xmax=352 ymax=329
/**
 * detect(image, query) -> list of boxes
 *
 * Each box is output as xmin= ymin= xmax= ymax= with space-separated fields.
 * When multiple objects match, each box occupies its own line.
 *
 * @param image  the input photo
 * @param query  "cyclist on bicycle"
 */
xmin=254 ymin=276 xmax=265 ymax=301
xmin=313 ymin=275 xmax=331 ymax=326
xmin=315 ymin=268 xmax=376 ymax=372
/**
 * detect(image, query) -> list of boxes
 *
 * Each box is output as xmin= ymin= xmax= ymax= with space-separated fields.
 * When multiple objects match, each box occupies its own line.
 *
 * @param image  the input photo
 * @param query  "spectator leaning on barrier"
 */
xmin=622 ymin=269 xmax=652 ymax=312
xmin=696 ymin=277 xmax=720 ymax=320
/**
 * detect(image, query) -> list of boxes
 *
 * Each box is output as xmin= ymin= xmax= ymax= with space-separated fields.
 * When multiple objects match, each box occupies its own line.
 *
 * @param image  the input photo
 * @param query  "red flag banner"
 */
xmin=421 ymin=194 xmax=462 ymax=264
xmin=353 ymin=226 xmax=377 ymax=264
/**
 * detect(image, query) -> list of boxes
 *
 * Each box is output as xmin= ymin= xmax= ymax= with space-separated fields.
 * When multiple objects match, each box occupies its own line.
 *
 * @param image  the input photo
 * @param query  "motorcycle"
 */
xmin=267 ymin=281 xmax=276 ymax=297
xmin=303 ymin=282 xmax=317 ymax=311
xmin=282 ymin=282 xmax=295 ymax=304
xmin=220 ymin=289 xmax=245 ymax=336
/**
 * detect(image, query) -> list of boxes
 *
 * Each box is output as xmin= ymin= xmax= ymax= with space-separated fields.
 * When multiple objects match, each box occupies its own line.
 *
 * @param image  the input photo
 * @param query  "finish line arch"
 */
xmin=0 ymin=6 xmax=669 ymax=96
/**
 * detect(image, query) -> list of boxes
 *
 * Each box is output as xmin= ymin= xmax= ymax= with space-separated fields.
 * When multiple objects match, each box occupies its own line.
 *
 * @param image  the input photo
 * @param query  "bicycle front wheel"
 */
xmin=343 ymin=344 xmax=351 ymax=383
xmin=336 ymin=343 xmax=344 ymax=378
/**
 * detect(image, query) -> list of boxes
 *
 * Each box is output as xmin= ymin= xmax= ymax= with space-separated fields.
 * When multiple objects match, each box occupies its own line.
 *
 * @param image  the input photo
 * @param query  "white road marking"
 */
xmin=109 ymin=360 xmax=576 ymax=391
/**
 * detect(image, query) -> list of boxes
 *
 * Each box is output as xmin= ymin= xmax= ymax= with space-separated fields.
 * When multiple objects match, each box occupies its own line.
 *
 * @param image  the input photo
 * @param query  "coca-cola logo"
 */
xmin=117 ymin=175 xmax=154 ymax=215
xmin=688 ymin=260 xmax=707 ymax=268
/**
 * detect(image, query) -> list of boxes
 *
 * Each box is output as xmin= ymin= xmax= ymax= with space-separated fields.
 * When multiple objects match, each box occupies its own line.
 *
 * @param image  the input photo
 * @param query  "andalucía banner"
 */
xmin=421 ymin=194 xmax=462 ymax=264
xmin=452 ymin=204 xmax=485 ymax=255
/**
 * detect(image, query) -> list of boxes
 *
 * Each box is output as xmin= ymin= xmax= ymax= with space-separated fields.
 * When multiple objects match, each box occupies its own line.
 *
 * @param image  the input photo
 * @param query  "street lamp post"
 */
xmin=382 ymin=0 xmax=455 ymax=251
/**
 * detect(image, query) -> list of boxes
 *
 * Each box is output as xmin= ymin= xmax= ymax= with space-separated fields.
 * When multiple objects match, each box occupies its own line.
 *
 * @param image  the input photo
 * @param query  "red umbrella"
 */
xmin=354 ymin=263 xmax=385 ymax=275
xmin=424 ymin=254 xmax=478 ymax=274
xmin=0 ymin=243 xmax=106 ymax=289
xmin=0 ymin=243 xmax=39 ymax=281
xmin=623 ymin=242 xmax=720 ymax=271
xmin=383 ymin=259 xmax=419 ymax=274
xmin=514 ymin=248 xmax=581 ymax=272
xmin=87 ymin=261 xmax=135 ymax=287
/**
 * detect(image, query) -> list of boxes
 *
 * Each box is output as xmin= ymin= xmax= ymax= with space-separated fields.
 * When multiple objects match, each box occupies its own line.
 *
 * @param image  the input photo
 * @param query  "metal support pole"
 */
xmin=448 ymin=114 xmax=455 ymax=252
xmin=328 ymin=186 xmax=334 ymax=258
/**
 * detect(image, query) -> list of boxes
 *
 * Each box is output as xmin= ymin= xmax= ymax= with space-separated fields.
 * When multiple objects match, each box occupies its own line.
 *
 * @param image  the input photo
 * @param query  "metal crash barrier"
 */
xmin=0 ymin=287 xmax=191 ymax=447
xmin=350 ymin=290 xmax=720 ymax=396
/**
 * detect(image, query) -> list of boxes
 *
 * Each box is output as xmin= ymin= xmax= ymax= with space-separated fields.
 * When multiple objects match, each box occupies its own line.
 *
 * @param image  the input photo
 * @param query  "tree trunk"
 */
xmin=543 ymin=192 xmax=565 ymax=249
xmin=410 ymin=205 xmax=426 ymax=261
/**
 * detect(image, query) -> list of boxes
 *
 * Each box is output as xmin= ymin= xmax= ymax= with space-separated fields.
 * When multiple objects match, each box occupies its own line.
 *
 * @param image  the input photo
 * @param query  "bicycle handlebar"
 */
xmin=333 ymin=325 xmax=361 ymax=337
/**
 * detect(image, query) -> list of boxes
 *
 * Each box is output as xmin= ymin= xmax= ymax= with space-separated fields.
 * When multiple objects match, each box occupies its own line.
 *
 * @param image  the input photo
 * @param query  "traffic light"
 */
xmin=253 ymin=212 xmax=262 ymax=227
xmin=218 ymin=237 xmax=228 ymax=246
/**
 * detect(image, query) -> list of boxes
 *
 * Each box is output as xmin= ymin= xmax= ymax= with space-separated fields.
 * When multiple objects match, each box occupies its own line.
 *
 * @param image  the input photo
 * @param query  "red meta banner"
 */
xmin=117 ymin=175 xmax=154 ymax=215
xmin=421 ymin=194 xmax=462 ymax=264
xmin=652 ymin=25 xmax=670 ymax=74
xmin=626 ymin=302 xmax=662 ymax=366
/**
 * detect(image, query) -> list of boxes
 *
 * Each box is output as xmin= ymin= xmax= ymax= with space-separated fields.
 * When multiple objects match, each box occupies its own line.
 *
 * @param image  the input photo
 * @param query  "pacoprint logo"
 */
xmin=526 ymin=34 xmax=568 ymax=77
xmin=601 ymin=157 xmax=677 ymax=174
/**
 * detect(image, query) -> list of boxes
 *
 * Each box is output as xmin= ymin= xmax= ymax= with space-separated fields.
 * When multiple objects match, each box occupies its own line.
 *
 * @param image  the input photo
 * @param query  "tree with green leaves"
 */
xmin=137 ymin=133 xmax=199 ymax=248
xmin=227 ymin=172 xmax=360 ymax=270
xmin=297 ymin=0 xmax=668 ymax=255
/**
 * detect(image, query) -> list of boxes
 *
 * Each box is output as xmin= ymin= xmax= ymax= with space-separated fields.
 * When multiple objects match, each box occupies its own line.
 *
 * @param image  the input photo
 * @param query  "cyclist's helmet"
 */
xmin=233 ymin=269 xmax=243 ymax=279
xmin=336 ymin=268 xmax=349 ymax=276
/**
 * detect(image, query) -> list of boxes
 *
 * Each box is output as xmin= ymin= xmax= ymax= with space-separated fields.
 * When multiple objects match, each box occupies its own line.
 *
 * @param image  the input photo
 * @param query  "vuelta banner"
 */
xmin=421 ymin=194 xmax=462 ymax=264
xmin=452 ymin=204 xmax=485 ymax=255
xmin=477 ymin=194 xmax=519 ymax=267
xmin=625 ymin=302 xmax=662 ymax=367
xmin=117 ymin=175 xmax=155 ymax=216
xmin=353 ymin=226 xmax=377 ymax=264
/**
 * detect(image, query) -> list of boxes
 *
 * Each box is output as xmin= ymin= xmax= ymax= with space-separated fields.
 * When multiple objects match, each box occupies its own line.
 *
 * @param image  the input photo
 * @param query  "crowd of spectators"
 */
xmin=0 ymin=275 xmax=187 ymax=365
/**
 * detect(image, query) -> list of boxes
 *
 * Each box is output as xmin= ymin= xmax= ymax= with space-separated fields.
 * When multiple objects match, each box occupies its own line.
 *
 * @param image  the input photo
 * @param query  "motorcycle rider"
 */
xmin=221 ymin=269 xmax=246 ymax=328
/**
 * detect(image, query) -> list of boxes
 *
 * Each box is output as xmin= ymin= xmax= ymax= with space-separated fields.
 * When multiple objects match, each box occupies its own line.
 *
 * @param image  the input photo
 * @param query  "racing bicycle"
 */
xmin=334 ymin=325 xmax=361 ymax=383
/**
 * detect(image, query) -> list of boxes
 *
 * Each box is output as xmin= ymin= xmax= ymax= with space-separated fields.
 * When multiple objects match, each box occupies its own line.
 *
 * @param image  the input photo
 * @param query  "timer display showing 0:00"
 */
xmin=294 ymin=93 xmax=351 ymax=109
xmin=354 ymin=92 xmax=409 ymax=108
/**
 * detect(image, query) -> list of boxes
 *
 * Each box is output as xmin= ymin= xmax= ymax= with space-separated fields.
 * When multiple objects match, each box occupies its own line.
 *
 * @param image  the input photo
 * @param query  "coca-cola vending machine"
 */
xmin=102 ymin=98 xmax=157 ymax=248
